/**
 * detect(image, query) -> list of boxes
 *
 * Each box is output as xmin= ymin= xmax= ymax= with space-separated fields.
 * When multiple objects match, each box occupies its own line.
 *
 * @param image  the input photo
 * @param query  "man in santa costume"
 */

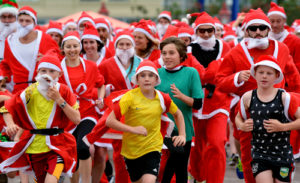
xmin=268 ymin=2 xmax=300 ymax=164
xmin=268 ymin=2 xmax=300 ymax=72
xmin=0 ymin=6 xmax=58 ymax=94
xmin=95 ymin=17 xmax=115 ymax=56
xmin=215 ymin=8 xmax=300 ymax=183
xmin=0 ymin=0 xmax=18 ymax=60
xmin=0 ymin=54 xmax=80 ymax=183
xmin=187 ymin=11 xmax=232 ymax=183
xmin=156 ymin=11 xmax=172 ymax=40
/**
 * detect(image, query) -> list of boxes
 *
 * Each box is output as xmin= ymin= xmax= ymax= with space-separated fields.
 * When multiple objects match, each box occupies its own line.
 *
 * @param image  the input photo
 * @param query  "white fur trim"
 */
xmin=0 ymin=142 xmax=16 ymax=148
xmin=114 ymin=35 xmax=135 ymax=48
xmin=215 ymin=23 xmax=224 ymax=29
xmin=93 ymin=142 xmax=113 ymax=150
xmin=250 ymin=60 xmax=283 ymax=84
xmin=46 ymin=28 xmax=63 ymax=36
xmin=193 ymin=108 xmax=229 ymax=119
xmin=178 ymin=33 xmax=192 ymax=38
xmin=114 ymin=56 xmax=133 ymax=89
xmin=284 ymin=92 xmax=292 ymax=122
xmin=158 ymin=14 xmax=172 ymax=22
xmin=234 ymin=72 xmax=245 ymax=87
xmin=267 ymin=11 xmax=286 ymax=19
xmin=81 ymin=117 xmax=97 ymax=125
xmin=131 ymin=66 xmax=161 ymax=86
xmin=101 ymin=133 xmax=123 ymax=139
xmin=62 ymin=36 xmax=80 ymax=44
xmin=0 ymin=7 xmax=18 ymax=16
xmin=240 ymin=95 xmax=247 ymax=121
xmin=245 ymin=19 xmax=271 ymax=30
xmin=19 ymin=10 xmax=37 ymax=24
xmin=95 ymin=23 xmax=109 ymax=32
xmin=63 ymin=22 xmax=77 ymax=32
xmin=194 ymin=23 xmax=216 ymax=33
xmin=223 ymin=35 xmax=236 ymax=41
xmin=187 ymin=46 xmax=192 ymax=53
xmin=81 ymin=34 xmax=101 ymax=42
xmin=77 ymin=17 xmax=95 ymax=27
xmin=38 ymin=62 xmax=61 ymax=72
xmin=134 ymin=28 xmax=156 ymax=42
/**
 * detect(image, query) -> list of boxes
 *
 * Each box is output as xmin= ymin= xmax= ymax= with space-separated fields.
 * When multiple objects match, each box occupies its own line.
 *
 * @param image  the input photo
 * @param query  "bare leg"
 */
xmin=78 ymin=158 xmax=92 ymax=183
xmin=255 ymin=170 xmax=274 ymax=183
xmin=92 ymin=146 xmax=108 ymax=183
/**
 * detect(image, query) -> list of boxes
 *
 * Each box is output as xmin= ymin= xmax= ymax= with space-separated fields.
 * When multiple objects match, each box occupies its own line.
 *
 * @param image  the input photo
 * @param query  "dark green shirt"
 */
xmin=156 ymin=67 xmax=203 ymax=141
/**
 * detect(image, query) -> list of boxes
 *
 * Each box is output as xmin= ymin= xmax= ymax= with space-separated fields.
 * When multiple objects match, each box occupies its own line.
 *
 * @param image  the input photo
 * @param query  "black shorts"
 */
xmin=124 ymin=151 xmax=161 ymax=182
xmin=251 ymin=159 xmax=295 ymax=182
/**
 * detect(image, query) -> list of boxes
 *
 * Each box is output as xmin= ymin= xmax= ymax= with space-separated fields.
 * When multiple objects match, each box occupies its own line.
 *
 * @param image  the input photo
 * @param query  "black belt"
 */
xmin=30 ymin=128 xmax=64 ymax=135
xmin=202 ymin=84 xmax=216 ymax=98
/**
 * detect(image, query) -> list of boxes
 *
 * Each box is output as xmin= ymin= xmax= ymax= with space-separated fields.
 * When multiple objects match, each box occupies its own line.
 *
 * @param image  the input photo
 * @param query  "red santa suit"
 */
xmin=60 ymin=58 xmax=105 ymax=132
xmin=0 ymin=31 xmax=58 ymax=93
xmin=105 ymin=39 xmax=115 ymax=56
xmin=215 ymin=39 xmax=300 ymax=183
xmin=146 ymin=49 xmax=161 ymax=62
xmin=188 ymin=39 xmax=233 ymax=183
xmin=0 ymin=83 xmax=77 ymax=176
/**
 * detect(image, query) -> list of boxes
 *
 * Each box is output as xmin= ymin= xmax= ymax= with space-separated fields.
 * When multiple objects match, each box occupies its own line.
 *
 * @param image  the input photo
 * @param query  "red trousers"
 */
xmin=189 ymin=113 xmax=227 ymax=183
xmin=238 ymin=130 xmax=255 ymax=183
xmin=112 ymin=140 xmax=131 ymax=183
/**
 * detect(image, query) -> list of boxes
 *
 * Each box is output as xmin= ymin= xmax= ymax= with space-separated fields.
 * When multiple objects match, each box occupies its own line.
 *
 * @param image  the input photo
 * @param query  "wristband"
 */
xmin=98 ymin=98 xmax=104 ymax=103
xmin=59 ymin=101 xmax=67 ymax=109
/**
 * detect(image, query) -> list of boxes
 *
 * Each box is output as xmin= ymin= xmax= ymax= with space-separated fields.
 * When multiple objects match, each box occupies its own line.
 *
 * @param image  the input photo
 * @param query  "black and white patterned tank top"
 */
xmin=249 ymin=89 xmax=293 ymax=165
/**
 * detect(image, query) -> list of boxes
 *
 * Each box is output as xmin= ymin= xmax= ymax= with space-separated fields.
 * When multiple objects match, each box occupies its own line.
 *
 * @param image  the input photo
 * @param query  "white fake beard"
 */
xmin=196 ymin=35 xmax=216 ymax=51
xmin=35 ymin=74 xmax=58 ymax=100
xmin=116 ymin=47 xmax=135 ymax=66
xmin=244 ymin=37 xmax=269 ymax=49
xmin=157 ymin=23 xmax=169 ymax=38
xmin=269 ymin=30 xmax=288 ymax=41
xmin=16 ymin=23 xmax=34 ymax=38
xmin=0 ymin=21 xmax=17 ymax=39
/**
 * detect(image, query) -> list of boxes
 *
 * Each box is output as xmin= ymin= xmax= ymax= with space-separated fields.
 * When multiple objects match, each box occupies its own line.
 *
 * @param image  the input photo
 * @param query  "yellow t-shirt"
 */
xmin=119 ymin=87 xmax=178 ymax=159
xmin=26 ymin=85 xmax=54 ymax=154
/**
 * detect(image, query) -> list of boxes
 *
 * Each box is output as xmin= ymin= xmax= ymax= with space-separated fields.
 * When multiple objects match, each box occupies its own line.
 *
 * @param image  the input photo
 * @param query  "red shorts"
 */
xmin=27 ymin=151 xmax=64 ymax=183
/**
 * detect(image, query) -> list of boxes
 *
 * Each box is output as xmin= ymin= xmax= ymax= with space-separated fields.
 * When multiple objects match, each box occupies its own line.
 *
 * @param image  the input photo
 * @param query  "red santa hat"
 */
xmin=131 ymin=60 xmax=161 ymax=86
xmin=114 ymin=30 xmax=135 ymax=48
xmin=62 ymin=31 xmax=81 ymax=46
xmin=18 ymin=6 xmax=37 ymax=24
xmin=94 ymin=18 xmax=110 ymax=32
xmin=250 ymin=55 xmax=283 ymax=84
xmin=267 ymin=2 xmax=286 ymax=19
xmin=214 ymin=17 xmax=224 ymax=29
xmin=161 ymin=25 xmax=178 ymax=41
xmin=223 ymin=25 xmax=237 ymax=41
xmin=81 ymin=22 xmax=101 ymax=42
xmin=133 ymin=19 xmax=160 ymax=45
xmin=158 ymin=11 xmax=172 ymax=22
xmin=171 ymin=19 xmax=180 ymax=25
xmin=0 ymin=0 xmax=18 ymax=16
xmin=63 ymin=19 xmax=77 ymax=32
xmin=46 ymin=20 xmax=63 ymax=36
xmin=242 ymin=8 xmax=271 ymax=30
xmin=77 ymin=11 xmax=95 ymax=28
xmin=38 ymin=55 xmax=62 ymax=72
xmin=187 ymin=12 xmax=216 ymax=33
xmin=178 ymin=26 xmax=194 ymax=38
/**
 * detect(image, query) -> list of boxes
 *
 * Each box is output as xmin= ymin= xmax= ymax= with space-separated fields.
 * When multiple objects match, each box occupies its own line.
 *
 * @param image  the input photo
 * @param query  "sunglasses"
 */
xmin=197 ymin=28 xmax=215 ymax=34
xmin=247 ymin=25 xmax=269 ymax=32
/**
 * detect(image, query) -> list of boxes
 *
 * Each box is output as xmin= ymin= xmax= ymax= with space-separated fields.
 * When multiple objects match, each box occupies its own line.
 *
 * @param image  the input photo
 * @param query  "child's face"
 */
xmin=137 ymin=71 xmax=158 ymax=90
xmin=254 ymin=65 xmax=279 ymax=88
xmin=38 ymin=68 xmax=61 ymax=81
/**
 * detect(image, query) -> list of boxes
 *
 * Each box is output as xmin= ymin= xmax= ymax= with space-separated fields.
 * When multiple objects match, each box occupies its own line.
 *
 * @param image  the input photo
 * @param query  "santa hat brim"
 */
xmin=158 ymin=14 xmax=172 ymax=22
xmin=244 ymin=19 xmax=271 ymax=30
xmin=0 ymin=6 xmax=18 ymax=16
xmin=46 ymin=28 xmax=63 ymax=36
xmin=250 ymin=60 xmax=283 ymax=84
xmin=134 ymin=28 xmax=159 ymax=46
xmin=131 ymin=66 xmax=161 ymax=86
xmin=38 ymin=62 xmax=62 ymax=72
xmin=114 ymin=35 xmax=135 ymax=48
xmin=267 ymin=11 xmax=286 ymax=19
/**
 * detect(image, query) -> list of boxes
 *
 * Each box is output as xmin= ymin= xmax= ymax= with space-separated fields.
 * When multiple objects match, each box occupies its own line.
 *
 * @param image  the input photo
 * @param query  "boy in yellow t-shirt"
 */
xmin=106 ymin=61 xmax=186 ymax=183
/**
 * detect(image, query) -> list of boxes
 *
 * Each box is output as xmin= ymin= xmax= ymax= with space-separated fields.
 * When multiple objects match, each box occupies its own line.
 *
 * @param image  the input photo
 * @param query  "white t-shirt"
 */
xmin=14 ymin=37 xmax=37 ymax=72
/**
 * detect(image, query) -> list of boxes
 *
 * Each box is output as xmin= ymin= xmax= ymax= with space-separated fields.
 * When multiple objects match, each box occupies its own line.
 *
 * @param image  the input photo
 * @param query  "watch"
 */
xmin=59 ymin=101 xmax=67 ymax=109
